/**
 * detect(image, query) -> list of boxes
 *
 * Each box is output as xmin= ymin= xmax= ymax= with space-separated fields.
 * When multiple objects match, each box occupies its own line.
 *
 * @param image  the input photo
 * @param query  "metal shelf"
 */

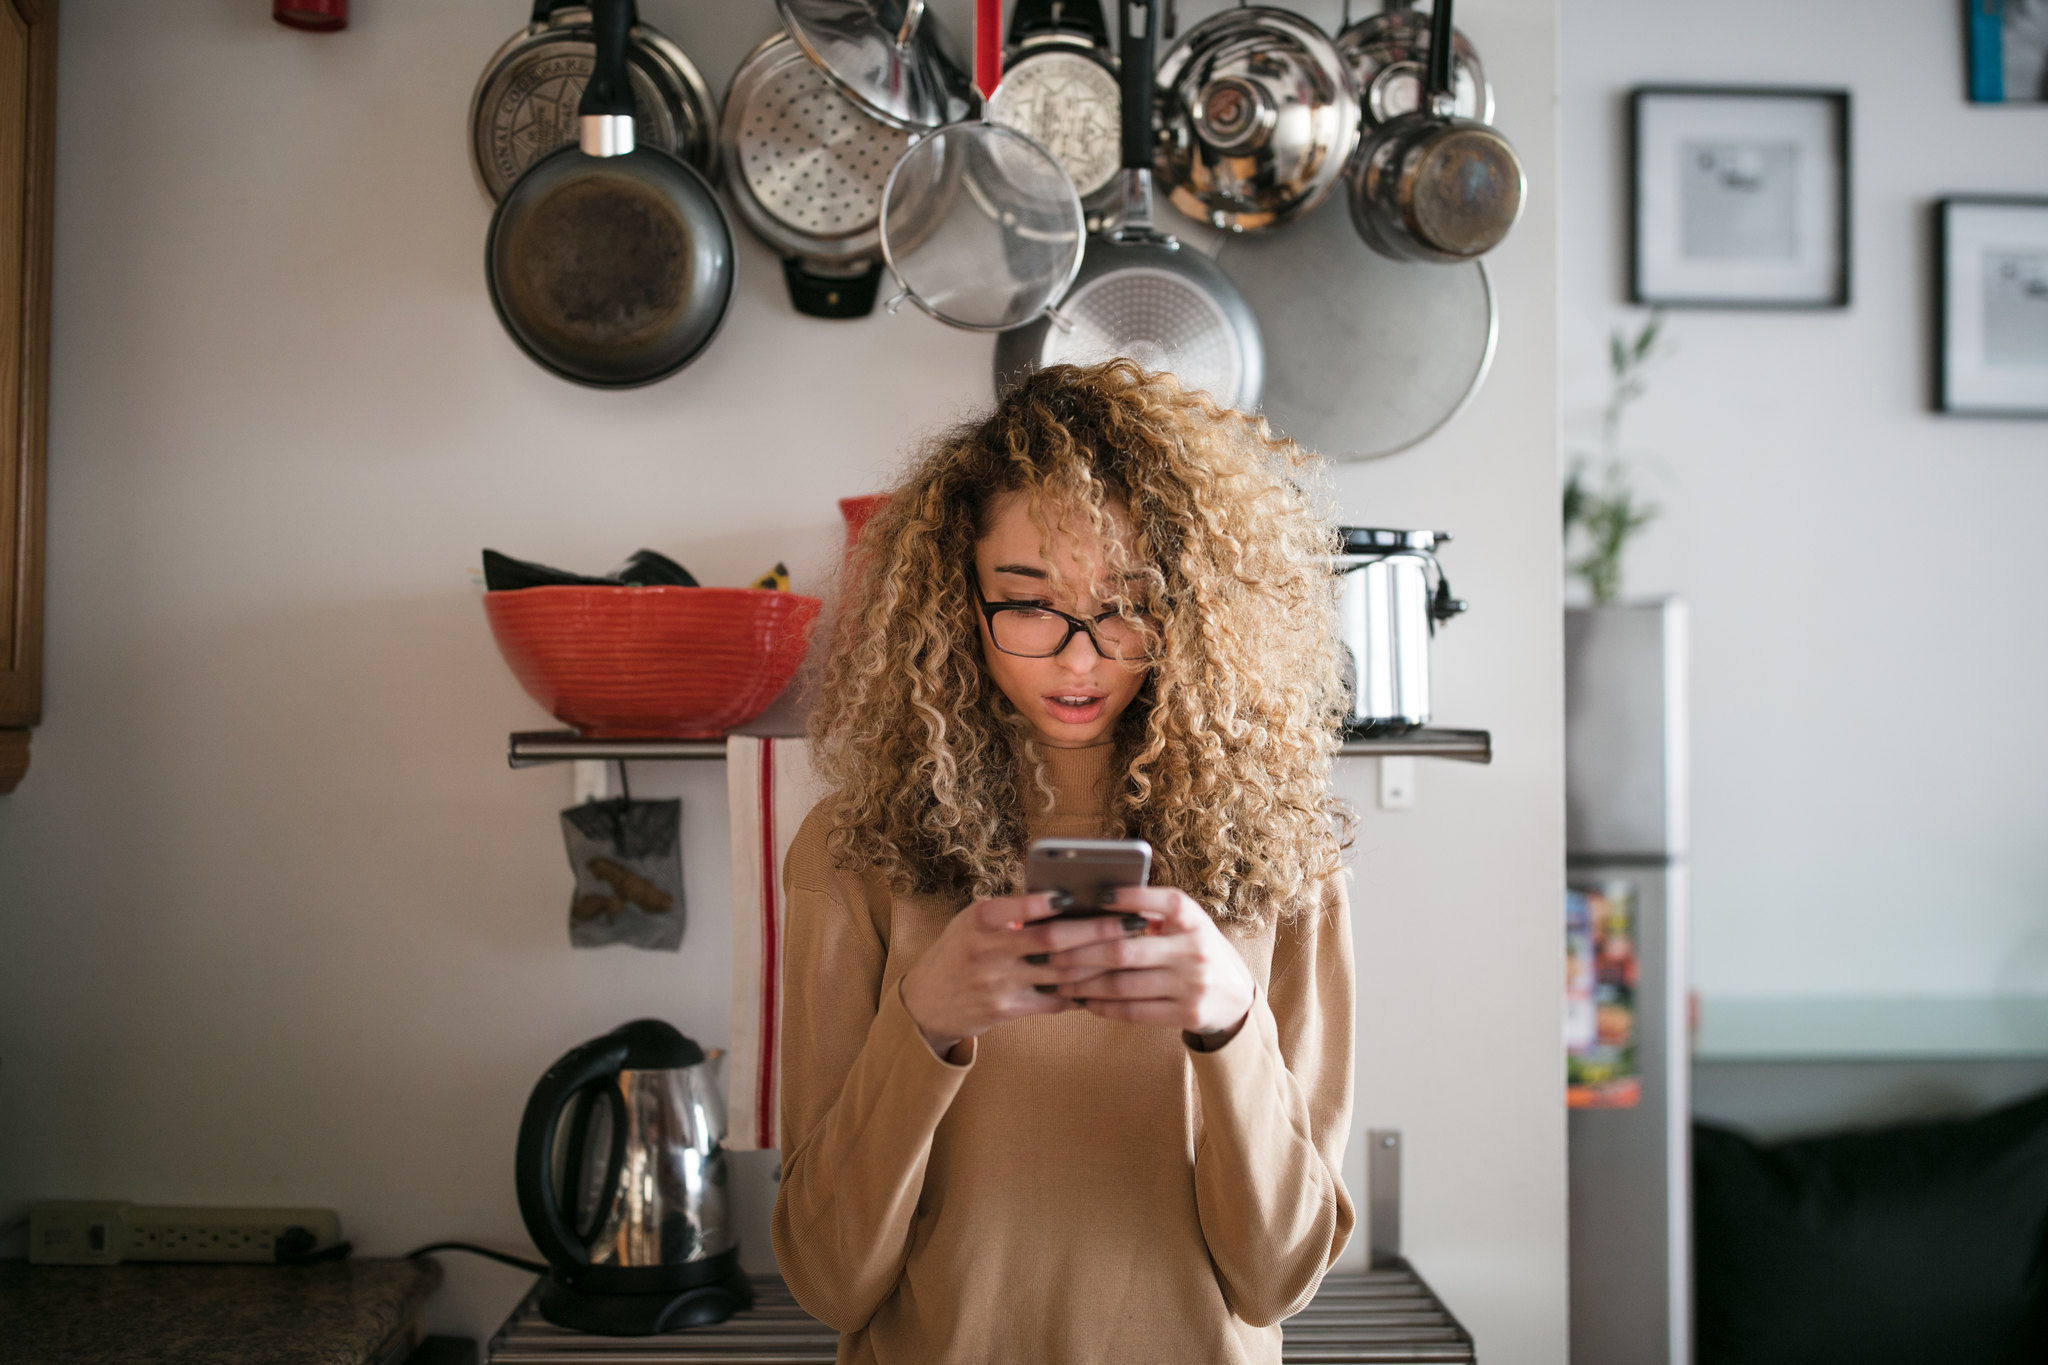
xmin=508 ymin=727 xmax=1490 ymax=768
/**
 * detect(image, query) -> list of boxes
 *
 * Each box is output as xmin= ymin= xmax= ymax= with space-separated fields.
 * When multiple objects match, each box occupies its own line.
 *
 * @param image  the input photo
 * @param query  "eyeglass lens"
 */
xmin=991 ymin=606 xmax=1151 ymax=661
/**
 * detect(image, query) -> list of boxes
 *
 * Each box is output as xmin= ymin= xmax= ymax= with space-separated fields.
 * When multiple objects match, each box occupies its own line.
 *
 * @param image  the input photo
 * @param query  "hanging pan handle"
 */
xmin=578 ymin=0 xmax=636 ymax=156
xmin=1119 ymin=0 xmax=1156 ymax=173
xmin=1425 ymin=0 xmax=1456 ymax=116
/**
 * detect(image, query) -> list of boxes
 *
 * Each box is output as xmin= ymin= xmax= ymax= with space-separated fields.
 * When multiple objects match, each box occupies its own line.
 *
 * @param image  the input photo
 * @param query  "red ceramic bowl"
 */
xmin=484 ymin=586 xmax=822 ymax=739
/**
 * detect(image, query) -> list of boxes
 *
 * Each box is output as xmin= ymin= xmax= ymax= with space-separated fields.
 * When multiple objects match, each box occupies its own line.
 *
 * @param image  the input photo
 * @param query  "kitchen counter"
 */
xmin=487 ymin=1267 xmax=1474 ymax=1362
xmin=0 ymin=1257 xmax=442 ymax=1365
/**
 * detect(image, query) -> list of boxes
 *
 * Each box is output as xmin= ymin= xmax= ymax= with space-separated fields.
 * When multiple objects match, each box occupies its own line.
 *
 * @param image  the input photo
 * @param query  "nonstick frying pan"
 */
xmin=994 ymin=0 xmax=1264 ymax=410
xmin=486 ymin=0 xmax=735 ymax=386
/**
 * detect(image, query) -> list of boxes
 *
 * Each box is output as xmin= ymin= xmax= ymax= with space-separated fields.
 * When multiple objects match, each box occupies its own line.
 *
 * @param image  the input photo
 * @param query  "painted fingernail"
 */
xmin=1048 ymin=891 xmax=1075 ymax=911
xmin=1034 ymin=983 xmax=1058 ymax=995
xmin=1122 ymin=914 xmax=1148 ymax=935
xmin=1025 ymin=952 xmax=1050 ymax=965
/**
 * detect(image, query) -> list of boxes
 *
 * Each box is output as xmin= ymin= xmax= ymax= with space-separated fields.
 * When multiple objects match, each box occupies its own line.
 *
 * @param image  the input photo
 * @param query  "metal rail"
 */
xmin=508 ymin=728 xmax=1491 ymax=769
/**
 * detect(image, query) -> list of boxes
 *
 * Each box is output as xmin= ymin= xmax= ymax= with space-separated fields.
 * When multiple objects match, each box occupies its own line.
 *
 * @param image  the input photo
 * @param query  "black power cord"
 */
xmin=405 ymin=1241 xmax=549 ymax=1275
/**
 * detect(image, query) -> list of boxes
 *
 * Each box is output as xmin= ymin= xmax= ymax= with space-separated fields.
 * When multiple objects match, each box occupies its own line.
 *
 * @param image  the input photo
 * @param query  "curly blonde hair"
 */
xmin=807 ymin=361 xmax=1351 ymax=933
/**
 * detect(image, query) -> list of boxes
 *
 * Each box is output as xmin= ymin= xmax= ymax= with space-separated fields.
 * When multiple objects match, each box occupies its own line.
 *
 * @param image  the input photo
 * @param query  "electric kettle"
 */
xmin=515 ymin=1019 xmax=751 ymax=1335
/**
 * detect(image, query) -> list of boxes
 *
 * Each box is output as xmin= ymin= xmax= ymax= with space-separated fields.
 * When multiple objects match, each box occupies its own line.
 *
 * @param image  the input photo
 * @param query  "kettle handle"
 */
xmin=516 ymin=1033 xmax=631 ymax=1271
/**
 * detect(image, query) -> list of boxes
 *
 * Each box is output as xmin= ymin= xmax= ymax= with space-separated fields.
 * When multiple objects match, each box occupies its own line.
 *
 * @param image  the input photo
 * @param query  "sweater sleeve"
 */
xmin=1186 ymin=873 xmax=1356 ymax=1327
xmin=769 ymin=815 xmax=975 ymax=1333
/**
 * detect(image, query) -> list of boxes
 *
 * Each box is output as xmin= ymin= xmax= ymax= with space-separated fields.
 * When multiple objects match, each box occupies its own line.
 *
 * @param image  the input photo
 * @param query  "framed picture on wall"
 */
xmin=1936 ymin=197 xmax=2048 ymax=416
xmin=1966 ymin=0 xmax=2048 ymax=103
xmin=1629 ymin=87 xmax=1851 ymax=308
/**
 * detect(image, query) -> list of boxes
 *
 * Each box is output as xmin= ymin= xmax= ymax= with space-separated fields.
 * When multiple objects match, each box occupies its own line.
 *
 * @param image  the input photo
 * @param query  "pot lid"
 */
xmin=985 ymin=44 xmax=1123 ymax=202
xmin=1154 ymin=6 xmax=1361 ymax=233
xmin=776 ymin=0 xmax=978 ymax=130
xmin=1338 ymin=527 xmax=1449 ymax=553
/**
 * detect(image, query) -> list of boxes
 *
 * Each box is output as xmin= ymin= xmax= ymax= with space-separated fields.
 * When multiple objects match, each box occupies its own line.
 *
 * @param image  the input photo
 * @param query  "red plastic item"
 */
xmin=274 ymin=0 xmax=347 ymax=31
xmin=976 ymin=0 xmax=1002 ymax=99
xmin=484 ymin=586 xmax=821 ymax=739
xmin=838 ymin=494 xmax=891 ymax=548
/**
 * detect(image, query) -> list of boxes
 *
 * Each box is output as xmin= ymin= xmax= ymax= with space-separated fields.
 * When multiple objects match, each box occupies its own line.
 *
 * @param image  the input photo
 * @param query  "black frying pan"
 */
xmin=994 ymin=0 xmax=1264 ymax=410
xmin=486 ymin=0 xmax=735 ymax=387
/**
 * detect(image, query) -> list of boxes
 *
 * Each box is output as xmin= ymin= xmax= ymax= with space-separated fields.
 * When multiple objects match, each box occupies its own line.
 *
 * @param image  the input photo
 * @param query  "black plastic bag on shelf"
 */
xmin=559 ymin=791 xmax=685 ymax=951
xmin=483 ymin=547 xmax=699 ymax=592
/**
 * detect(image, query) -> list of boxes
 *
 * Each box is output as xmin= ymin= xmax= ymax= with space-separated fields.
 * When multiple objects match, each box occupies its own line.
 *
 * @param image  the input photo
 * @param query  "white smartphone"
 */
xmin=1026 ymin=838 xmax=1153 ymax=919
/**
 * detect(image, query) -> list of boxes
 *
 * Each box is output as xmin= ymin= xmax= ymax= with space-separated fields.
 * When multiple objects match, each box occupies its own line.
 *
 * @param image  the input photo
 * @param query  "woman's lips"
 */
xmin=1042 ymin=692 xmax=1107 ymax=725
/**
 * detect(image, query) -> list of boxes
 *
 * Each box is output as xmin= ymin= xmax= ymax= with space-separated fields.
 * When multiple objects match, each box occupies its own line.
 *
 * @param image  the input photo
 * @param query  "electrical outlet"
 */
xmin=29 ymin=1202 xmax=342 ymax=1265
xmin=1378 ymin=757 xmax=1416 ymax=810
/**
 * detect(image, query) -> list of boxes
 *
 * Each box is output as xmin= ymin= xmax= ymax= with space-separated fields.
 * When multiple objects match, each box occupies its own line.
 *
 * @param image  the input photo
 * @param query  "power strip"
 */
xmin=28 ymin=1201 xmax=344 ymax=1265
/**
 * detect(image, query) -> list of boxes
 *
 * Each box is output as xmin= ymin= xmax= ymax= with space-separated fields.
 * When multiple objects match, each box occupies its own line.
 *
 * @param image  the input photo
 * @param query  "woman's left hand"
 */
xmin=1044 ymin=887 xmax=1255 ymax=1044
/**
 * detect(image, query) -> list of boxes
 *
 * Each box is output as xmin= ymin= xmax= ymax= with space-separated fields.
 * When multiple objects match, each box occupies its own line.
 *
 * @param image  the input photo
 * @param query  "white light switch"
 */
xmin=1378 ymin=757 xmax=1416 ymax=810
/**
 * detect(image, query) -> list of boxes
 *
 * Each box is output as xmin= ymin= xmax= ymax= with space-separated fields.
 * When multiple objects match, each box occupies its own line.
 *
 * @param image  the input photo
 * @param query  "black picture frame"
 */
xmin=1934 ymin=196 xmax=2048 ymax=417
xmin=1629 ymin=86 xmax=1852 ymax=309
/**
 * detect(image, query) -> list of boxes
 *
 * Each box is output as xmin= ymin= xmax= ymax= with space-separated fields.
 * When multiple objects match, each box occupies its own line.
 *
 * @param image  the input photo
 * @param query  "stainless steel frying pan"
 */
xmin=994 ymin=0 xmax=1264 ymax=409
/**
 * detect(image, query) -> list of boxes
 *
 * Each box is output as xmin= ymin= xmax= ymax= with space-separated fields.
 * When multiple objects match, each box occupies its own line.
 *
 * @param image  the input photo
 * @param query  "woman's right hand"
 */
xmin=899 ymin=894 xmax=1148 ymax=1059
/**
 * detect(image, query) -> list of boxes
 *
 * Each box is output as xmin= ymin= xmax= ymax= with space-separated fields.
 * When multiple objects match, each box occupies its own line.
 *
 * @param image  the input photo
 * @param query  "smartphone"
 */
xmin=1026 ymin=838 xmax=1153 ymax=919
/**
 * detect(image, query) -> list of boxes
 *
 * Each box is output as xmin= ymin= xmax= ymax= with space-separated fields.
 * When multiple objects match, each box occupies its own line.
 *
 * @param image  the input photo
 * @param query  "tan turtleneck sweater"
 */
xmin=770 ymin=742 xmax=1354 ymax=1365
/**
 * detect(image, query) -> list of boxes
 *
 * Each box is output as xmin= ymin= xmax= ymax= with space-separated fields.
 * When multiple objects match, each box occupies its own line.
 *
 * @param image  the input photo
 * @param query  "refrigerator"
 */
xmin=1565 ymin=599 xmax=1691 ymax=1365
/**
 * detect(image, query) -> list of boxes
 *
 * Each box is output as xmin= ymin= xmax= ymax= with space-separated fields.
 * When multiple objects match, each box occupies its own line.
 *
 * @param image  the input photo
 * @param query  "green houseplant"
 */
xmin=1564 ymin=314 xmax=1664 ymax=604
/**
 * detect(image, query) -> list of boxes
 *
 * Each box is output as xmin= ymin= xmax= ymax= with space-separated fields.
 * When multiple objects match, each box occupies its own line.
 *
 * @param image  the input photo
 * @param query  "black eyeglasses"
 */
xmin=974 ymin=583 xmax=1156 ymax=663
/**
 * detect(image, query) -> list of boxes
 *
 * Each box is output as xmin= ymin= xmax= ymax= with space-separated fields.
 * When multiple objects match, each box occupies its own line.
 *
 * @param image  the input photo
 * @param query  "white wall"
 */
xmin=0 ymin=0 xmax=1564 ymax=1356
xmin=1562 ymin=0 xmax=2048 ymax=1002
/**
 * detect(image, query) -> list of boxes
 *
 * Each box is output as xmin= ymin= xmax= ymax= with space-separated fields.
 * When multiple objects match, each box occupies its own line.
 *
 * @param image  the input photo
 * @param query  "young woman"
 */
xmin=771 ymin=361 xmax=1356 ymax=1364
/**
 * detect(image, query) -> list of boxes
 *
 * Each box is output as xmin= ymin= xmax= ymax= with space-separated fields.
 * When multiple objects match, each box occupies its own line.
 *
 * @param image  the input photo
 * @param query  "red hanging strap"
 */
xmin=976 ymin=0 xmax=1002 ymax=100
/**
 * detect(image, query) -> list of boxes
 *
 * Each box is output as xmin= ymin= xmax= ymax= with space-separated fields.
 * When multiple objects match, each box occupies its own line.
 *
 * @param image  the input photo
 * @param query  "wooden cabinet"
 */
xmin=0 ymin=0 xmax=53 ymax=792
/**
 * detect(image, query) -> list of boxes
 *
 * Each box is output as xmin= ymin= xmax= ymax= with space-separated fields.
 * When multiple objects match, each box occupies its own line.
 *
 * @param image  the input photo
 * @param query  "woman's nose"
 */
xmin=1055 ymin=629 xmax=1103 ymax=668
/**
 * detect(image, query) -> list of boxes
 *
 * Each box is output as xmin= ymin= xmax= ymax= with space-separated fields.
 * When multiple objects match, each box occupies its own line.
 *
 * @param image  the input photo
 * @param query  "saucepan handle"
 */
xmin=1119 ymin=0 xmax=1156 ymax=172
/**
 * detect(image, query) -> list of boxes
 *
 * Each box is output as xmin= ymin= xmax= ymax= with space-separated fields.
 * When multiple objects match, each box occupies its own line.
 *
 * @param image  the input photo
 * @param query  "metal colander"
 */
xmin=721 ymin=32 xmax=912 ymax=263
xmin=1032 ymin=266 xmax=1246 ymax=404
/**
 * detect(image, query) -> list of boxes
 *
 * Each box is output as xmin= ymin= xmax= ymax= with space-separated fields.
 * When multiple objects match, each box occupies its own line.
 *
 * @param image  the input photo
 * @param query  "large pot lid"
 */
xmin=776 ymin=0 xmax=978 ymax=130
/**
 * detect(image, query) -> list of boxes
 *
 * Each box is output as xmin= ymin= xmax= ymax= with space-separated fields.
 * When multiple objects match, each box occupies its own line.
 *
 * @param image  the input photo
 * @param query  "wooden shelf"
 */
xmin=508 ymin=727 xmax=1492 ymax=769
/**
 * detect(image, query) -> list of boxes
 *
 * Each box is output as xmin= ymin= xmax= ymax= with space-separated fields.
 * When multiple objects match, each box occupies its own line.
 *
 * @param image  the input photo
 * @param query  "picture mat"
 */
xmin=1635 ymin=92 xmax=1845 ymax=305
xmin=1942 ymin=200 xmax=2048 ymax=414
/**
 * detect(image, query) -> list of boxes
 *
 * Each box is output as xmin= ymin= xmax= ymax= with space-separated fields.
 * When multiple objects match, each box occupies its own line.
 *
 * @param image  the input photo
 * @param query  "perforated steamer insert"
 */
xmin=721 ymin=33 xmax=913 ymax=316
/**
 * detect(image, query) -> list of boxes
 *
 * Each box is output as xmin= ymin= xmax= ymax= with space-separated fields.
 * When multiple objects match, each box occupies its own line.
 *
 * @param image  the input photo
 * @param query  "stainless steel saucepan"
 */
xmin=1348 ymin=0 xmax=1523 ymax=263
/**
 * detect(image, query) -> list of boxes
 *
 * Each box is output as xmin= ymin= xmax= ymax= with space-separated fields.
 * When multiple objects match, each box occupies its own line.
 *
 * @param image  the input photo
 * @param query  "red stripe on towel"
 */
xmin=756 ymin=739 xmax=779 ymax=1148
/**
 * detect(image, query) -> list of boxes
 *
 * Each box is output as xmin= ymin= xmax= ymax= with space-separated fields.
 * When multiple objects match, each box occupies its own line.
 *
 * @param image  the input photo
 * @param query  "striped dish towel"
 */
xmin=725 ymin=736 xmax=827 ymax=1151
